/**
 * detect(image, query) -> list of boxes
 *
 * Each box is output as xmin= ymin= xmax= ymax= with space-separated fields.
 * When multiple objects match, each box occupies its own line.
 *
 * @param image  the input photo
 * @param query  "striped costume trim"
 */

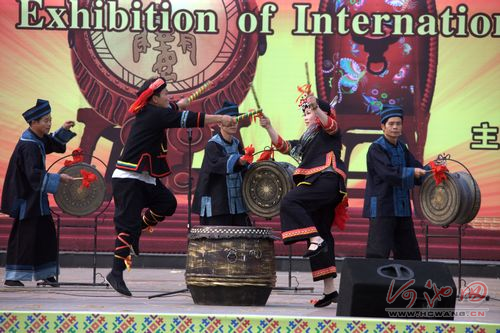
xmin=282 ymin=226 xmax=318 ymax=240
xmin=116 ymin=160 xmax=138 ymax=169
xmin=196 ymin=113 xmax=201 ymax=127
xmin=116 ymin=154 xmax=171 ymax=178
xmin=294 ymin=151 xmax=347 ymax=181
xmin=312 ymin=266 xmax=337 ymax=279
xmin=180 ymin=111 xmax=189 ymax=128
xmin=322 ymin=116 xmax=338 ymax=135
xmin=273 ymin=136 xmax=290 ymax=154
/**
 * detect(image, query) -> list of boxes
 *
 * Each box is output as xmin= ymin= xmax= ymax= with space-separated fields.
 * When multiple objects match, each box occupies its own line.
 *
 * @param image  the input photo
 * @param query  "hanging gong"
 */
xmin=419 ymin=171 xmax=481 ymax=226
xmin=54 ymin=162 xmax=106 ymax=216
xmin=242 ymin=161 xmax=295 ymax=219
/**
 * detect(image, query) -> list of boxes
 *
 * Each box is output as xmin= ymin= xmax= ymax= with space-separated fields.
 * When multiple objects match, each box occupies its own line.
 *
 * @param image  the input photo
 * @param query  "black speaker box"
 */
xmin=337 ymin=258 xmax=456 ymax=320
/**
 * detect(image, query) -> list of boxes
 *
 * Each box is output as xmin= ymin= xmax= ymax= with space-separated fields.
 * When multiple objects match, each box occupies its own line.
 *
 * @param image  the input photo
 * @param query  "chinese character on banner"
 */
xmin=470 ymin=122 xmax=500 ymax=150
xmin=131 ymin=31 xmax=198 ymax=82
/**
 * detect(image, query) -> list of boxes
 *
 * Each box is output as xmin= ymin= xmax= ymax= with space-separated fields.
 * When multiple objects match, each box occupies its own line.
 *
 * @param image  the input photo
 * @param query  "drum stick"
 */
xmin=305 ymin=62 xmax=311 ymax=94
xmin=250 ymin=84 xmax=261 ymax=111
xmin=187 ymin=81 xmax=213 ymax=103
xmin=234 ymin=109 xmax=263 ymax=123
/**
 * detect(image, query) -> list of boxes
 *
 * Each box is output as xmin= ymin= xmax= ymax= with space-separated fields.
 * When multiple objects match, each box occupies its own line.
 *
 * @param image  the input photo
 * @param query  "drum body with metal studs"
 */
xmin=185 ymin=226 xmax=276 ymax=306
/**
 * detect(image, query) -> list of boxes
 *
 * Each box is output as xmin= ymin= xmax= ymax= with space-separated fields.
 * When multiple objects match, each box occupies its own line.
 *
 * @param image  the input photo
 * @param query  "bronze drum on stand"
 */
xmin=54 ymin=162 xmax=106 ymax=216
xmin=185 ymin=226 xmax=277 ymax=306
xmin=419 ymin=171 xmax=481 ymax=226
xmin=242 ymin=161 xmax=295 ymax=218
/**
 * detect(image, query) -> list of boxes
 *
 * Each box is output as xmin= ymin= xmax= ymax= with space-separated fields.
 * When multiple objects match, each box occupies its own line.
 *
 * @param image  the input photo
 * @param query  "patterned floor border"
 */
xmin=0 ymin=311 xmax=498 ymax=333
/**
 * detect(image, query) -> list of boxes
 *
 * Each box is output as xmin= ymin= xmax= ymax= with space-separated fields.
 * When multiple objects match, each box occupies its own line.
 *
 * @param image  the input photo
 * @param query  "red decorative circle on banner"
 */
xmin=70 ymin=0 xmax=263 ymax=193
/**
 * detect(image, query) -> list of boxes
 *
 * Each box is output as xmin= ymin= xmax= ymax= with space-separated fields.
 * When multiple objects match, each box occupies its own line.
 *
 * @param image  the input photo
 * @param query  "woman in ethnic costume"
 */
xmin=259 ymin=95 xmax=348 ymax=307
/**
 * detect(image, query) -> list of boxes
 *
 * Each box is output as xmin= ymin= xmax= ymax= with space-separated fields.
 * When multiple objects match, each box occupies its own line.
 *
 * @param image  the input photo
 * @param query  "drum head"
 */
xmin=419 ymin=172 xmax=461 ymax=226
xmin=54 ymin=163 xmax=106 ymax=216
xmin=242 ymin=161 xmax=295 ymax=219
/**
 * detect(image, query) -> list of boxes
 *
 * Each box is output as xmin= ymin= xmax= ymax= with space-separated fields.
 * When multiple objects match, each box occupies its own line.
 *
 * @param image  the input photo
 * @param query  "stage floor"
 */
xmin=0 ymin=267 xmax=499 ymax=332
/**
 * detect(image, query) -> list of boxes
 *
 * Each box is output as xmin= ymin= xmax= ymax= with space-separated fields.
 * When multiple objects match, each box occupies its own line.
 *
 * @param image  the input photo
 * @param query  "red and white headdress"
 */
xmin=128 ymin=78 xmax=166 ymax=114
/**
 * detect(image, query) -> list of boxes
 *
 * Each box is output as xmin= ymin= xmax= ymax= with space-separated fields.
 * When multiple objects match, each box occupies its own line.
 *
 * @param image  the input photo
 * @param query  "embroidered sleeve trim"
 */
xmin=273 ymin=136 xmax=290 ymax=154
xmin=180 ymin=111 xmax=189 ymax=128
xmin=322 ymin=116 xmax=338 ymax=135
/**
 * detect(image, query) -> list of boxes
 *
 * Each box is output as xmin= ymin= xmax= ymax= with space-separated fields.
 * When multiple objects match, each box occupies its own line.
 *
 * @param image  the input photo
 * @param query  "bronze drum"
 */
xmin=54 ymin=163 xmax=106 ymax=216
xmin=242 ymin=161 xmax=295 ymax=218
xmin=419 ymin=171 xmax=481 ymax=226
xmin=185 ymin=226 xmax=277 ymax=306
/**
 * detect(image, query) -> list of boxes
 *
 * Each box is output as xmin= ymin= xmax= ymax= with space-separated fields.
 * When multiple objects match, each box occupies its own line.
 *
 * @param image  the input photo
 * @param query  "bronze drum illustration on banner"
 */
xmin=185 ymin=226 xmax=277 ymax=306
xmin=419 ymin=171 xmax=481 ymax=227
xmin=54 ymin=163 xmax=106 ymax=217
xmin=69 ymin=0 xmax=265 ymax=193
xmin=315 ymin=0 xmax=438 ymax=206
xmin=242 ymin=161 xmax=296 ymax=219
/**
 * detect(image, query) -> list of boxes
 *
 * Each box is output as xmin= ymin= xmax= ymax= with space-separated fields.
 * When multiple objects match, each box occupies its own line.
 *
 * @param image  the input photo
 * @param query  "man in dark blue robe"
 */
xmin=363 ymin=105 xmax=427 ymax=260
xmin=1 ymin=99 xmax=76 ymax=286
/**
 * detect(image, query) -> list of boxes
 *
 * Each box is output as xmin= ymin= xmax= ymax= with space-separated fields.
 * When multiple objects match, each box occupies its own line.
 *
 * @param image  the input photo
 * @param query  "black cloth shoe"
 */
xmin=43 ymin=276 xmax=59 ymax=287
xmin=314 ymin=291 xmax=339 ymax=308
xmin=106 ymin=272 xmax=132 ymax=297
xmin=4 ymin=280 xmax=24 ymax=287
xmin=303 ymin=241 xmax=327 ymax=258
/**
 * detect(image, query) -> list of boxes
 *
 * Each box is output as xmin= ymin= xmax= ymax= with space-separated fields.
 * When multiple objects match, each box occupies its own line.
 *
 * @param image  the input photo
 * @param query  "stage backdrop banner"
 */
xmin=0 ymin=0 xmax=498 ymax=227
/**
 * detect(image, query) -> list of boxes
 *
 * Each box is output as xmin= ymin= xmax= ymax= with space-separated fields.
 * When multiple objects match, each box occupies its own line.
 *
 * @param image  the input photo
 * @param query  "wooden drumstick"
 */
xmin=187 ymin=81 xmax=213 ymax=103
xmin=305 ymin=62 xmax=311 ymax=94
xmin=234 ymin=109 xmax=263 ymax=123
xmin=250 ymin=84 xmax=261 ymax=111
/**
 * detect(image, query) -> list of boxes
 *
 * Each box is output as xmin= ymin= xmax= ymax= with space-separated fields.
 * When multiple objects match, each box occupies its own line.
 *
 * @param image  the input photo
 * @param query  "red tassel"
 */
xmin=333 ymin=195 xmax=349 ymax=230
xmin=80 ymin=169 xmax=97 ymax=189
xmin=64 ymin=148 xmax=84 ymax=167
xmin=429 ymin=161 xmax=449 ymax=185
xmin=241 ymin=144 xmax=255 ymax=164
xmin=257 ymin=148 xmax=274 ymax=162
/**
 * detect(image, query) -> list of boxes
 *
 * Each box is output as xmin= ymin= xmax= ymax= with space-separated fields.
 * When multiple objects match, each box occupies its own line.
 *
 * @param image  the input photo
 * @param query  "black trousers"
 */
xmin=365 ymin=216 xmax=422 ymax=260
xmin=199 ymin=213 xmax=252 ymax=226
xmin=111 ymin=178 xmax=177 ymax=269
xmin=280 ymin=173 xmax=343 ymax=281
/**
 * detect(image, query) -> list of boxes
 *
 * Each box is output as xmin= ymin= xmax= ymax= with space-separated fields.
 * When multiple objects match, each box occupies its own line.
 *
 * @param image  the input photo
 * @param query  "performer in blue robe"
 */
xmin=363 ymin=105 xmax=427 ymax=260
xmin=1 ymin=99 xmax=76 ymax=286
xmin=192 ymin=101 xmax=251 ymax=226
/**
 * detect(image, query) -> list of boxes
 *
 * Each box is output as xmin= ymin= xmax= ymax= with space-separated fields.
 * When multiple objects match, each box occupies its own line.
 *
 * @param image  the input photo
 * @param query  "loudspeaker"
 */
xmin=337 ymin=258 xmax=456 ymax=320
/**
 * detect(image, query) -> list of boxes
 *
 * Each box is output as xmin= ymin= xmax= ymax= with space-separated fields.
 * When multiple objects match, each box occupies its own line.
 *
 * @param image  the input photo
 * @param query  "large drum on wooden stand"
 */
xmin=185 ymin=226 xmax=276 ymax=306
